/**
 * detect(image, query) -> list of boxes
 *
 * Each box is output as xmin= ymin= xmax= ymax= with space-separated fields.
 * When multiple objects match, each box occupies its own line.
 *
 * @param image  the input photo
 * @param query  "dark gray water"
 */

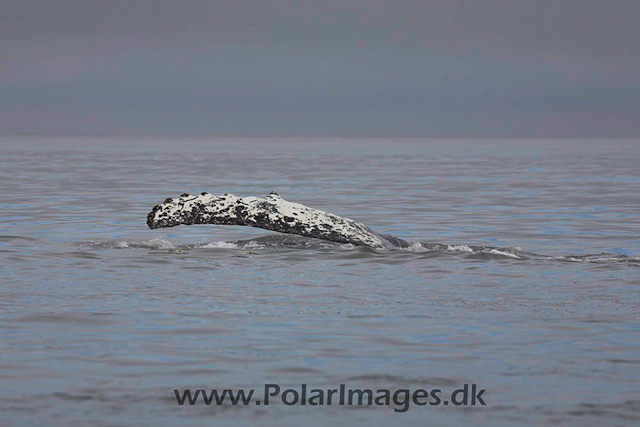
xmin=1 ymin=137 xmax=639 ymax=426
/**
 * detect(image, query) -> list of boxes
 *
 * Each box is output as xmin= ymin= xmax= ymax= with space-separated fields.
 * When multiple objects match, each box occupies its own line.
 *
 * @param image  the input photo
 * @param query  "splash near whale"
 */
xmin=147 ymin=192 xmax=388 ymax=248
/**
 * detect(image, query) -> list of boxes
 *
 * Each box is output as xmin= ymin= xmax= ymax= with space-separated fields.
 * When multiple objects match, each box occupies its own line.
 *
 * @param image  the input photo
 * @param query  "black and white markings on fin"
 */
xmin=146 ymin=192 xmax=387 ymax=248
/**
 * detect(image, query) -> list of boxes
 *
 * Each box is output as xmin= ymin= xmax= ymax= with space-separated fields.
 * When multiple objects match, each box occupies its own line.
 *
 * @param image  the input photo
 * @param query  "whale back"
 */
xmin=147 ymin=192 xmax=387 ymax=248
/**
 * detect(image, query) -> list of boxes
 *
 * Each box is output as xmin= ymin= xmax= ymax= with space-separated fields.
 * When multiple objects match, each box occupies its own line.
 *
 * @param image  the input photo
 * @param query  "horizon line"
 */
xmin=2 ymin=132 xmax=639 ymax=140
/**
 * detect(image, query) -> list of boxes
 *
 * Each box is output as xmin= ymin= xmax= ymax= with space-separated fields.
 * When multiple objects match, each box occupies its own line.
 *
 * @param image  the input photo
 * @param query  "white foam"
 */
xmin=485 ymin=249 xmax=521 ymax=259
xmin=446 ymin=244 xmax=474 ymax=253
xmin=556 ymin=255 xmax=640 ymax=264
xmin=406 ymin=241 xmax=428 ymax=252
xmin=200 ymin=241 xmax=239 ymax=249
xmin=99 ymin=238 xmax=176 ymax=250
xmin=144 ymin=238 xmax=176 ymax=250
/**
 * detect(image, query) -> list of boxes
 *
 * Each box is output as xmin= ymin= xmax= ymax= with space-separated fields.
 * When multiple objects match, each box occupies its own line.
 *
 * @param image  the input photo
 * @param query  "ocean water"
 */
xmin=1 ymin=136 xmax=639 ymax=426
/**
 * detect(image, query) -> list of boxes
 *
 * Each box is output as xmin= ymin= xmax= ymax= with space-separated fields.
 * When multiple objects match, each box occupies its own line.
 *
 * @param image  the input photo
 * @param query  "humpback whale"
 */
xmin=147 ymin=192 xmax=388 ymax=248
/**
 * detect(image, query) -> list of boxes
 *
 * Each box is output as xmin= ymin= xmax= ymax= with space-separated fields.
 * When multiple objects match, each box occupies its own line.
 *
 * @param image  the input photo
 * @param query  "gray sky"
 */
xmin=1 ymin=0 xmax=639 ymax=136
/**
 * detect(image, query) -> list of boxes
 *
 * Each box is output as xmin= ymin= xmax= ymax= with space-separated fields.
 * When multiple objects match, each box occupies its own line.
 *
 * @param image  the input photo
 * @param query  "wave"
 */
xmin=82 ymin=235 xmax=640 ymax=266
xmin=85 ymin=237 xmax=177 ymax=250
